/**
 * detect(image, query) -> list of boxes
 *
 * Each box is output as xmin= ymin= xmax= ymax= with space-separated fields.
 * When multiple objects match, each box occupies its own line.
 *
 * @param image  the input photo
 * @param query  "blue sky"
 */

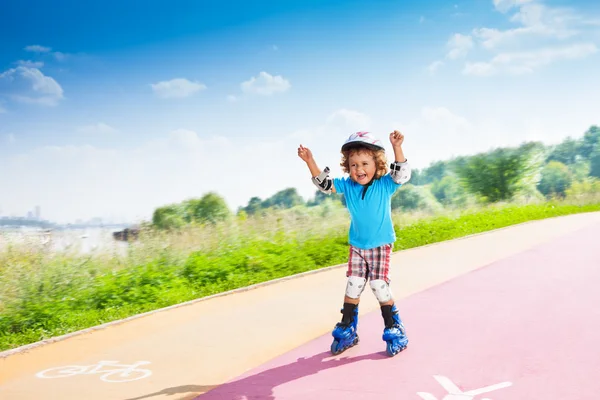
xmin=1 ymin=0 xmax=599 ymax=223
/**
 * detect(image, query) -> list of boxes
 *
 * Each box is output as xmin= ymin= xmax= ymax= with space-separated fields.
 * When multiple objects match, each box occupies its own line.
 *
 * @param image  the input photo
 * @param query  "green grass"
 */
xmin=1 ymin=200 xmax=599 ymax=351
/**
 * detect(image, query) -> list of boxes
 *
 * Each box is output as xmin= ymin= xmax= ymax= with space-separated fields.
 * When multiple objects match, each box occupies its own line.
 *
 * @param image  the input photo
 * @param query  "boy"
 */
xmin=297 ymin=131 xmax=411 ymax=356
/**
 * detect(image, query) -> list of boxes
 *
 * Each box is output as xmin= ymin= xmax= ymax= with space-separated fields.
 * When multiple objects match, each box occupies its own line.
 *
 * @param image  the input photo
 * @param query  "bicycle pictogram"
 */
xmin=417 ymin=375 xmax=512 ymax=400
xmin=36 ymin=360 xmax=152 ymax=383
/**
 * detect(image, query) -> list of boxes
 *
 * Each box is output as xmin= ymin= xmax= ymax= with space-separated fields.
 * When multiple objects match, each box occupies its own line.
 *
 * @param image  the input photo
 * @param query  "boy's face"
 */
xmin=348 ymin=150 xmax=376 ymax=185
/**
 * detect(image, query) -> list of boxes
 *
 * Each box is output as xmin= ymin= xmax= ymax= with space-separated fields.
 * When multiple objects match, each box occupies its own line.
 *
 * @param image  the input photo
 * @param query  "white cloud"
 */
xmin=53 ymin=52 xmax=68 ymax=61
xmin=325 ymin=109 xmax=371 ymax=131
xmin=16 ymin=60 xmax=44 ymax=68
xmin=6 ymin=133 xmax=16 ymax=143
xmin=474 ymin=3 xmax=578 ymax=50
xmin=472 ymin=26 xmax=536 ymax=49
xmin=426 ymin=33 xmax=472 ymax=73
xmin=427 ymin=60 xmax=445 ymax=74
xmin=24 ymin=45 xmax=52 ymax=53
xmin=150 ymin=78 xmax=207 ymax=99
xmin=395 ymin=107 xmax=487 ymax=166
xmin=0 ymin=66 xmax=64 ymax=106
xmin=0 ymin=110 xmax=377 ymax=222
xmin=77 ymin=123 xmax=118 ymax=135
xmin=493 ymin=0 xmax=535 ymax=13
xmin=241 ymin=71 xmax=291 ymax=96
xmin=439 ymin=0 xmax=600 ymax=76
xmin=464 ymin=43 xmax=598 ymax=76
xmin=447 ymin=33 xmax=474 ymax=59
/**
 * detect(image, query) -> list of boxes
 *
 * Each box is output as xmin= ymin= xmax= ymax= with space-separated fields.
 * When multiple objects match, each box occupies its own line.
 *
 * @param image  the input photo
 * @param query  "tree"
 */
xmin=590 ymin=143 xmax=600 ymax=178
xmin=307 ymin=190 xmax=344 ymax=207
xmin=262 ymin=188 xmax=304 ymax=209
xmin=152 ymin=205 xmax=185 ymax=230
xmin=408 ymin=168 xmax=425 ymax=185
xmin=581 ymin=125 xmax=600 ymax=159
xmin=419 ymin=161 xmax=448 ymax=185
xmin=391 ymin=184 xmax=442 ymax=212
xmin=455 ymin=147 xmax=535 ymax=203
xmin=569 ymin=159 xmax=591 ymax=182
xmin=547 ymin=137 xmax=581 ymax=165
xmin=243 ymin=197 xmax=263 ymax=215
xmin=537 ymin=161 xmax=573 ymax=198
xmin=430 ymin=175 xmax=468 ymax=207
xmin=185 ymin=192 xmax=230 ymax=224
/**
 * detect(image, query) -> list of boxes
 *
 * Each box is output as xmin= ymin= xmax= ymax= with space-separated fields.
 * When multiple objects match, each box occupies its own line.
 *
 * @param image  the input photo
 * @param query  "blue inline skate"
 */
xmin=330 ymin=303 xmax=359 ymax=355
xmin=381 ymin=304 xmax=408 ymax=356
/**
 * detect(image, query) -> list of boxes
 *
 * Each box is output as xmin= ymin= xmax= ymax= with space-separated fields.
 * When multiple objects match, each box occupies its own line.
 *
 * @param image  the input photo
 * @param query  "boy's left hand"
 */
xmin=389 ymin=130 xmax=404 ymax=147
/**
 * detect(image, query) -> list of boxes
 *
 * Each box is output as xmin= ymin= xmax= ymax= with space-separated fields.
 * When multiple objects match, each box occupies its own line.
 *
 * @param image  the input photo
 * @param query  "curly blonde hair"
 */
xmin=340 ymin=146 xmax=388 ymax=180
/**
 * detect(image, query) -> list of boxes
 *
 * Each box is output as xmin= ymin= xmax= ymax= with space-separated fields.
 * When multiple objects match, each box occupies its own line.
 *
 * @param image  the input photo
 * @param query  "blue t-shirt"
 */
xmin=333 ymin=174 xmax=401 ymax=250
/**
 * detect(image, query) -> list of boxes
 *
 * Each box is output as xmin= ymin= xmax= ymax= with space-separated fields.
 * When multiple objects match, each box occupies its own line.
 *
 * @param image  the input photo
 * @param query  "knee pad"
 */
xmin=370 ymin=279 xmax=393 ymax=303
xmin=345 ymin=276 xmax=367 ymax=299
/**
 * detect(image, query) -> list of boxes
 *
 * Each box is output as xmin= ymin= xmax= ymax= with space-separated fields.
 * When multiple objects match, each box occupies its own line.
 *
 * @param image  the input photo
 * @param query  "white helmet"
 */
xmin=341 ymin=131 xmax=385 ymax=152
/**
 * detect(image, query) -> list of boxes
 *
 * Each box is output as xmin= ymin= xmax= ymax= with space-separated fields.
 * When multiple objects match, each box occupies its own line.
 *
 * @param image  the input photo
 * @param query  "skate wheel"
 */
xmin=386 ymin=342 xmax=406 ymax=357
xmin=331 ymin=340 xmax=341 ymax=355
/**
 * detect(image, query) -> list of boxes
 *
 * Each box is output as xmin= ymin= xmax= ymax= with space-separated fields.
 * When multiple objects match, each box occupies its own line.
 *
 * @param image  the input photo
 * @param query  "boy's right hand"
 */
xmin=297 ymin=145 xmax=313 ymax=163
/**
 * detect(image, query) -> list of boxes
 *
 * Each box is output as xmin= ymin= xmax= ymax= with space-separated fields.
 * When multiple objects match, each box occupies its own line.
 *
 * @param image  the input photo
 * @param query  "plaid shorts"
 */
xmin=346 ymin=244 xmax=393 ymax=284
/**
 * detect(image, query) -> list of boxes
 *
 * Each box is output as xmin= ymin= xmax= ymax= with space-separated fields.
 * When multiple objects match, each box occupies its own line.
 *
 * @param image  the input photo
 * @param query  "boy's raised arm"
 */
xmin=297 ymin=145 xmax=322 ymax=177
xmin=389 ymin=130 xmax=407 ymax=163
xmin=297 ymin=144 xmax=336 ymax=193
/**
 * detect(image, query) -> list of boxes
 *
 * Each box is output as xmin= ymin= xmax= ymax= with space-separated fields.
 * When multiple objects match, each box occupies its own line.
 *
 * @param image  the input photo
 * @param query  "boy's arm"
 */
xmin=298 ymin=145 xmax=337 ymax=193
xmin=304 ymin=157 xmax=322 ymax=178
xmin=389 ymin=131 xmax=411 ymax=184
xmin=392 ymin=145 xmax=407 ymax=163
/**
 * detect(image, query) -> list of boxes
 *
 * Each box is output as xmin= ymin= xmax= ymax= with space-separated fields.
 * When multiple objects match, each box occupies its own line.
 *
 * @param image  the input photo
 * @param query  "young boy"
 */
xmin=297 ymin=131 xmax=411 ymax=357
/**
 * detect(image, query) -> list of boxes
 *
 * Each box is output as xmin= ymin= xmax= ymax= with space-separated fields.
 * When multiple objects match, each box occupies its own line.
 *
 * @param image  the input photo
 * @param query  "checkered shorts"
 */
xmin=346 ymin=244 xmax=392 ymax=283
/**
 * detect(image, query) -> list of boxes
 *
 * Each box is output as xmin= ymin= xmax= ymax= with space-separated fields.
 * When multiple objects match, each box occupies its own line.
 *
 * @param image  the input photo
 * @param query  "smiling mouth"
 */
xmin=357 ymin=174 xmax=367 ymax=180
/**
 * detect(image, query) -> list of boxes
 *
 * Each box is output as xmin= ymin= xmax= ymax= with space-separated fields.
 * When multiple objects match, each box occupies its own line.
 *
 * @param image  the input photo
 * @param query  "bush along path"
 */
xmin=1 ymin=201 xmax=600 ymax=351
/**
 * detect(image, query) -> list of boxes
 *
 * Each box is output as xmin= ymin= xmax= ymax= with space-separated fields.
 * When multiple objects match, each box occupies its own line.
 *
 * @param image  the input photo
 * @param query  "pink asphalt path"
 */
xmin=196 ymin=222 xmax=600 ymax=400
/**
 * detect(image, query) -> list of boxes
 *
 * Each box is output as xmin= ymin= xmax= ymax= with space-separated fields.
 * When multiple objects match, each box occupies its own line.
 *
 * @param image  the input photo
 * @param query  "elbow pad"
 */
xmin=390 ymin=160 xmax=411 ymax=184
xmin=312 ymin=167 xmax=333 ymax=194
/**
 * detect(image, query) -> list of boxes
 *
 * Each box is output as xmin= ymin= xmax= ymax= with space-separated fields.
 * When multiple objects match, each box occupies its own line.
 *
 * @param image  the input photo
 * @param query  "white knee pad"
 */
xmin=370 ymin=279 xmax=393 ymax=303
xmin=345 ymin=276 xmax=367 ymax=299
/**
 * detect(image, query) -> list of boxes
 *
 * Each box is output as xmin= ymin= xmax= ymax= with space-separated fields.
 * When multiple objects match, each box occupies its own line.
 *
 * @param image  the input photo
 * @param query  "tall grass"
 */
xmin=1 ymin=198 xmax=599 ymax=351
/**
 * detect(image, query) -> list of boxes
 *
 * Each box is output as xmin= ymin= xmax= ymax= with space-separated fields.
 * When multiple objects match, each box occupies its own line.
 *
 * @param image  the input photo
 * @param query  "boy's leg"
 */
xmin=331 ymin=246 xmax=367 ymax=355
xmin=368 ymin=244 xmax=409 ymax=356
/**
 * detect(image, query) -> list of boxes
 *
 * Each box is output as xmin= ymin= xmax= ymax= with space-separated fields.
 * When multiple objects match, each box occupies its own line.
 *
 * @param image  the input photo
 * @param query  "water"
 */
xmin=0 ymin=227 xmax=129 ymax=255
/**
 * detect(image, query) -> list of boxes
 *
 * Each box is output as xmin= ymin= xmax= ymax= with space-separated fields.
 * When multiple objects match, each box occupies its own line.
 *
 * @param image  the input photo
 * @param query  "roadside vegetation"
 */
xmin=1 ymin=126 xmax=599 ymax=351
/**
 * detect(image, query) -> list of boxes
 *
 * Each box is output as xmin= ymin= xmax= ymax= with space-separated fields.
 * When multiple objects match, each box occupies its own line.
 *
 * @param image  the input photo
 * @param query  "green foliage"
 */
xmin=455 ymin=147 xmax=536 ymax=203
xmin=430 ymin=175 xmax=468 ymax=207
xmin=184 ymin=192 xmax=231 ymax=224
xmin=408 ymin=168 xmax=425 ymax=185
xmin=414 ymin=161 xmax=449 ymax=185
xmin=590 ymin=143 xmax=600 ymax=178
xmin=391 ymin=184 xmax=442 ymax=212
xmin=241 ymin=188 xmax=306 ymax=214
xmin=261 ymin=188 xmax=304 ymax=209
xmin=537 ymin=161 xmax=573 ymax=198
xmin=581 ymin=125 xmax=600 ymax=159
xmin=307 ymin=190 xmax=344 ymax=207
xmin=393 ymin=202 xmax=600 ymax=250
xmin=547 ymin=137 xmax=581 ymax=165
xmin=566 ymin=178 xmax=600 ymax=198
xmin=242 ymin=197 xmax=263 ymax=215
xmin=153 ymin=193 xmax=230 ymax=229
xmin=152 ymin=205 xmax=185 ymax=230
xmin=3 ymin=200 xmax=600 ymax=351
xmin=569 ymin=159 xmax=591 ymax=182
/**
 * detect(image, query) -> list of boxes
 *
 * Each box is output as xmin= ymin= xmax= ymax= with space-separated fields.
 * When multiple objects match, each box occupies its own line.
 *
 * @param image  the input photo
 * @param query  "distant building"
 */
xmin=35 ymin=206 xmax=41 ymax=220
